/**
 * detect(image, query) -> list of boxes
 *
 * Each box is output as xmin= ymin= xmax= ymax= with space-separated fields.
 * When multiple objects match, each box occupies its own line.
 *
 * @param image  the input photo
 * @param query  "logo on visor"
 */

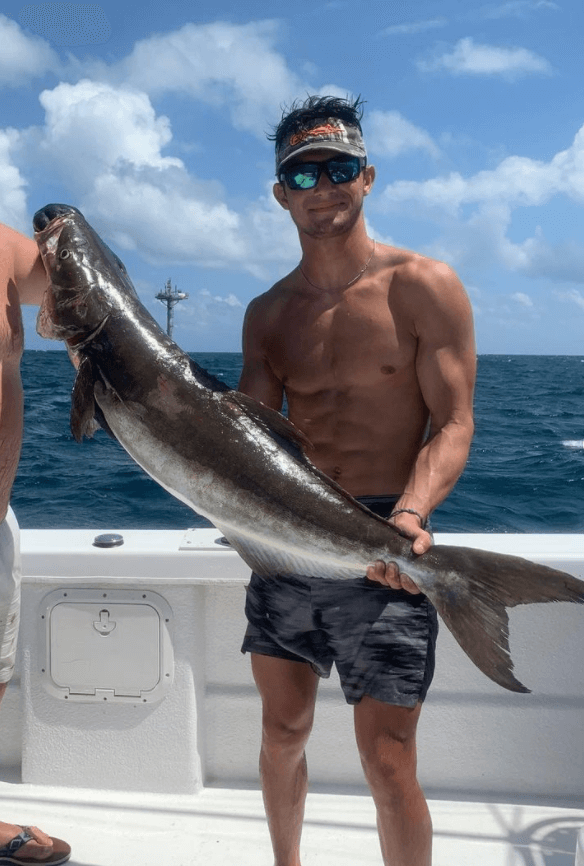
xmin=289 ymin=122 xmax=347 ymax=147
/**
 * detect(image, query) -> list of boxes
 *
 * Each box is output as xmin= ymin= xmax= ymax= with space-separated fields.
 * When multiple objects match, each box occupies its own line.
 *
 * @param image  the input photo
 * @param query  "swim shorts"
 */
xmin=241 ymin=495 xmax=438 ymax=708
xmin=0 ymin=507 xmax=21 ymax=684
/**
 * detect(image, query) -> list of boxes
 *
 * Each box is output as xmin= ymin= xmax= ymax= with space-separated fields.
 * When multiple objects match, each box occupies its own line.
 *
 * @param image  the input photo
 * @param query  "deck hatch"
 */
xmin=40 ymin=588 xmax=174 ymax=703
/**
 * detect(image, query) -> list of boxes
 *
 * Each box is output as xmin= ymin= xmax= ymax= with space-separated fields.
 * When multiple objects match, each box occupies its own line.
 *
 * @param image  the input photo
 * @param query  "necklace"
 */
xmin=299 ymin=240 xmax=376 ymax=291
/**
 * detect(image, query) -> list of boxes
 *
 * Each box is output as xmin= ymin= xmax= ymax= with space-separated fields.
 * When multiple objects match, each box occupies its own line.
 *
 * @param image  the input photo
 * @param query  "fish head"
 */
xmin=33 ymin=203 xmax=138 ymax=347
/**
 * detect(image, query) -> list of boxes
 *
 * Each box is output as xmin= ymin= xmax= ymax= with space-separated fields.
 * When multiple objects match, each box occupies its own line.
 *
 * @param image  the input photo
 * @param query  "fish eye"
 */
xmin=59 ymin=249 xmax=70 ymax=260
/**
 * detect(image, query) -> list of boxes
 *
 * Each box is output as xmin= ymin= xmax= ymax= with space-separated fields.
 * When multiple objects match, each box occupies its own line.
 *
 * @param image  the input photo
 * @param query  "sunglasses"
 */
xmin=279 ymin=155 xmax=366 ymax=191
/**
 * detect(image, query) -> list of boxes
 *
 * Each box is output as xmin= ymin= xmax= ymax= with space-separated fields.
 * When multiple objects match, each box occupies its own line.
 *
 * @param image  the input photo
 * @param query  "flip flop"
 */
xmin=0 ymin=827 xmax=71 ymax=865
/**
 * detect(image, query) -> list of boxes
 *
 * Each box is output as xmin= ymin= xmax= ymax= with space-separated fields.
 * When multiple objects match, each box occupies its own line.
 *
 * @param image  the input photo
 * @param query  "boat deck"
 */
xmin=2 ymin=776 xmax=583 ymax=865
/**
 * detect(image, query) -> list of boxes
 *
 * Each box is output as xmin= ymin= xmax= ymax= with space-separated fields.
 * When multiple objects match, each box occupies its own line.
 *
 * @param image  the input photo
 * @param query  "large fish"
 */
xmin=34 ymin=202 xmax=584 ymax=694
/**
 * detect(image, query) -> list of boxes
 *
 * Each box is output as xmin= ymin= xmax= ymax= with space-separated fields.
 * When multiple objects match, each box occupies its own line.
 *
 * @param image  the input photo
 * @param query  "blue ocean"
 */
xmin=13 ymin=351 xmax=584 ymax=532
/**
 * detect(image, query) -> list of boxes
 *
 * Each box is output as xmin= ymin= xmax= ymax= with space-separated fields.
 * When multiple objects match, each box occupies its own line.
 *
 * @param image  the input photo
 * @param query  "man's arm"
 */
xmin=368 ymin=260 xmax=476 ymax=591
xmin=1 ymin=222 xmax=47 ymax=305
xmin=238 ymin=295 xmax=284 ymax=411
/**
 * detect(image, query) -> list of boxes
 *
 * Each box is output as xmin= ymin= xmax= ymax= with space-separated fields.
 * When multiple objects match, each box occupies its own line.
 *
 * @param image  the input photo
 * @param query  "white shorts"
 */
xmin=0 ymin=507 xmax=21 ymax=684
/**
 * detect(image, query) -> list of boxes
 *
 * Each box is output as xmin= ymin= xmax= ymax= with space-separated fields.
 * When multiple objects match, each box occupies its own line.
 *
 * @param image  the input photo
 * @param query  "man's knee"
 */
xmin=354 ymin=697 xmax=421 ymax=786
xmin=262 ymin=705 xmax=315 ymax=754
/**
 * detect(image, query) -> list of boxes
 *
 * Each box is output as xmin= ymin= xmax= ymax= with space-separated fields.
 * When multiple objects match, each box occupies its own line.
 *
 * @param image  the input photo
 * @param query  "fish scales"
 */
xmin=33 ymin=202 xmax=584 ymax=694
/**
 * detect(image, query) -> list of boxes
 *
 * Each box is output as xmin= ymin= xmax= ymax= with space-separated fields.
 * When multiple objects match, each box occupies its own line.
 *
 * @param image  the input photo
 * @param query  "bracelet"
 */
xmin=389 ymin=508 xmax=426 ymax=528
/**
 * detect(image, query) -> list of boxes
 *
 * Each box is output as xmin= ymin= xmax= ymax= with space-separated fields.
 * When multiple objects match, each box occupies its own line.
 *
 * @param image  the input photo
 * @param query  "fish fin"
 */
xmin=71 ymin=356 xmax=100 ymax=441
xmin=223 ymin=391 xmax=313 ymax=456
xmin=424 ymin=544 xmax=584 ymax=693
xmin=188 ymin=357 xmax=232 ymax=393
xmin=70 ymin=355 xmax=116 ymax=441
xmin=213 ymin=524 xmax=362 ymax=581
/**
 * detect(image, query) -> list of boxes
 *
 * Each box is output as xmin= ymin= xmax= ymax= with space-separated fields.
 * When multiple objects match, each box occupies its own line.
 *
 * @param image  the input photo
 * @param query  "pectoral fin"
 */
xmin=70 ymin=355 xmax=116 ymax=441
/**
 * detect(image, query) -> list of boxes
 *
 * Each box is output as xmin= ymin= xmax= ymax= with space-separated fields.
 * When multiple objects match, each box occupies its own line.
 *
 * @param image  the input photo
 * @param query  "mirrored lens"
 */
xmin=281 ymin=156 xmax=363 ymax=190
xmin=286 ymin=167 xmax=320 ymax=189
xmin=327 ymin=159 xmax=360 ymax=183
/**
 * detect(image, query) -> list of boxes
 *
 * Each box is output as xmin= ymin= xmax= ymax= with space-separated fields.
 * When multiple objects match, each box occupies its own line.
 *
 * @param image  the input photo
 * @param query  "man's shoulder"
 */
xmin=245 ymin=273 xmax=297 ymax=316
xmin=378 ymin=244 xmax=455 ymax=282
xmin=379 ymin=244 xmax=465 ymax=301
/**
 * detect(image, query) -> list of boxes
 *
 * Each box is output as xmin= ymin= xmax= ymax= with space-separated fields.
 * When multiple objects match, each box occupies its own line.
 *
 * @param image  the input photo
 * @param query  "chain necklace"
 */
xmin=299 ymin=240 xmax=376 ymax=291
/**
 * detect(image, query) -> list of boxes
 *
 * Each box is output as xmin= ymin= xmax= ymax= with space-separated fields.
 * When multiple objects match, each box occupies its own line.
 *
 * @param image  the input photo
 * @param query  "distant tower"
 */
xmin=155 ymin=279 xmax=188 ymax=338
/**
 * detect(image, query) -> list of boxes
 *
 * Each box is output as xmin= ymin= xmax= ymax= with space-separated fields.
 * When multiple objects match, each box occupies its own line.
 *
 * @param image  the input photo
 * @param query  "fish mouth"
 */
xmin=33 ymin=203 xmax=82 ymax=233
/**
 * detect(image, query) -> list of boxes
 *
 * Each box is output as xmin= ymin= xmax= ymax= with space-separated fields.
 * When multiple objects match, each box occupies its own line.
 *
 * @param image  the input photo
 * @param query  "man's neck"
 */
xmin=297 ymin=223 xmax=374 ymax=293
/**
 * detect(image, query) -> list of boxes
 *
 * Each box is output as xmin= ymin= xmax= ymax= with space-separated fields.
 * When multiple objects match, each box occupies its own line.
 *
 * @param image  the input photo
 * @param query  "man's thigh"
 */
xmin=353 ymin=695 xmax=423 ymax=762
xmin=250 ymin=653 xmax=319 ymax=730
xmin=0 ymin=508 xmax=21 ymax=685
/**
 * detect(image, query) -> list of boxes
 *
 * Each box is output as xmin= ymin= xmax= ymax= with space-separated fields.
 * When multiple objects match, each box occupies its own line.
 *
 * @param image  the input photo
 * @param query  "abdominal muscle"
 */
xmin=285 ymin=378 xmax=429 ymax=497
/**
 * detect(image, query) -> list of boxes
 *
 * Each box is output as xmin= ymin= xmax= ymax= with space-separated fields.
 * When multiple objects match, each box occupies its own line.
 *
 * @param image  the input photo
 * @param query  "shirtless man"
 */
xmin=238 ymin=96 xmax=475 ymax=866
xmin=0 ymin=223 xmax=71 ymax=863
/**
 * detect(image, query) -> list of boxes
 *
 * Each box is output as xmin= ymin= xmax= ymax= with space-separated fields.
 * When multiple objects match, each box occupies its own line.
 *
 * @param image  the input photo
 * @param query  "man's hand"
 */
xmin=365 ymin=511 xmax=432 ymax=594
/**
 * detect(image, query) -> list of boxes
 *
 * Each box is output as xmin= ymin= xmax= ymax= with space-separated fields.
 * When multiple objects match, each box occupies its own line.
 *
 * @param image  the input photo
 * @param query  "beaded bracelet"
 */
xmin=389 ymin=508 xmax=426 ymax=528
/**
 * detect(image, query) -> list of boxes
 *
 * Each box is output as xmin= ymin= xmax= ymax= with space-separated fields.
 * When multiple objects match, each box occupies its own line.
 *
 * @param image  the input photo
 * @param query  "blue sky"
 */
xmin=2 ymin=0 xmax=584 ymax=353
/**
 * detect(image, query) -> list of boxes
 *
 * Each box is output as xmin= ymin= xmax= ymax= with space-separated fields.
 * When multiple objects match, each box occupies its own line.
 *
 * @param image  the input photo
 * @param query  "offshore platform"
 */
xmin=155 ymin=279 xmax=188 ymax=338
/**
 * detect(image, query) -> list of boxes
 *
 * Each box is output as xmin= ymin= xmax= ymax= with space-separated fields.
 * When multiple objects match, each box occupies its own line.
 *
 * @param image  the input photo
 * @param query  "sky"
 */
xmin=2 ymin=0 xmax=584 ymax=354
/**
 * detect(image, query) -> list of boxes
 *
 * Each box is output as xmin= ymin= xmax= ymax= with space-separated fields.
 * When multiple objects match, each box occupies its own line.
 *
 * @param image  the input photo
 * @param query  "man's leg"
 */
xmin=354 ymin=697 xmax=432 ymax=866
xmin=251 ymin=653 xmax=319 ymax=866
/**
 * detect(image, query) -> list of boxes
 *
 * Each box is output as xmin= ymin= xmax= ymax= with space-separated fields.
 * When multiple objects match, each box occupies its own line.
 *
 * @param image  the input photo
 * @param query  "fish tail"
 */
xmin=421 ymin=544 xmax=584 ymax=693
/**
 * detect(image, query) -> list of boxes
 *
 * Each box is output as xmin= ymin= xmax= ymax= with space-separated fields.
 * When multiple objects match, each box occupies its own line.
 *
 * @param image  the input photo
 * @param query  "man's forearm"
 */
xmin=394 ymin=419 xmax=474 ymax=523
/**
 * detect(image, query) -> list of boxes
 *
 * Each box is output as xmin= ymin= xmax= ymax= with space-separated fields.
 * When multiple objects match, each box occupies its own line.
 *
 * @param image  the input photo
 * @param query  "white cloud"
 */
xmin=419 ymin=37 xmax=553 ymax=78
xmin=479 ymin=0 xmax=559 ymax=19
xmin=511 ymin=292 xmax=533 ymax=307
xmin=557 ymin=289 xmax=584 ymax=312
xmin=381 ymin=123 xmax=584 ymax=214
xmin=112 ymin=21 xmax=303 ymax=135
xmin=380 ymin=18 xmax=446 ymax=37
xmin=38 ymin=80 xmax=183 ymax=187
xmin=25 ymin=78 xmax=305 ymax=278
xmin=180 ymin=288 xmax=244 ymax=331
xmin=0 ymin=14 xmax=59 ymax=85
xmin=377 ymin=123 xmax=584 ymax=283
xmin=0 ymin=129 xmax=29 ymax=232
xmin=367 ymin=110 xmax=440 ymax=159
xmin=82 ymin=170 xmax=246 ymax=268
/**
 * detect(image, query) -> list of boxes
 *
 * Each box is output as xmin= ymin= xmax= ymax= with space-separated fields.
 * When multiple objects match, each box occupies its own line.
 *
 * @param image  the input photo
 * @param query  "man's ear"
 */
xmin=273 ymin=181 xmax=290 ymax=211
xmin=363 ymin=164 xmax=375 ymax=196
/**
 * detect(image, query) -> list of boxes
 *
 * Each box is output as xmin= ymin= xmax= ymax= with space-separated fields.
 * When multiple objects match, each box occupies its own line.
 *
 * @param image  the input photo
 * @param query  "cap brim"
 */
xmin=277 ymin=142 xmax=366 ymax=173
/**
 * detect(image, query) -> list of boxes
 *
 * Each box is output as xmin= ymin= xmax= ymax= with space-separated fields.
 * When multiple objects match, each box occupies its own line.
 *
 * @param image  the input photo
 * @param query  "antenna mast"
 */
xmin=155 ymin=279 xmax=189 ymax=338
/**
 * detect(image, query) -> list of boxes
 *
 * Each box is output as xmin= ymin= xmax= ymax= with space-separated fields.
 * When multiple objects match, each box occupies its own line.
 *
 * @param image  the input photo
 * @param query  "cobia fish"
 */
xmin=33 ymin=203 xmax=584 ymax=694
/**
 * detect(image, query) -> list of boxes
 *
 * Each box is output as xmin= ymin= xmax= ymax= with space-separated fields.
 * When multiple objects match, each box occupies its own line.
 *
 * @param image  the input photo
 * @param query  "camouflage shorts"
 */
xmin=241 ymin=495 xmax=438 ymax=708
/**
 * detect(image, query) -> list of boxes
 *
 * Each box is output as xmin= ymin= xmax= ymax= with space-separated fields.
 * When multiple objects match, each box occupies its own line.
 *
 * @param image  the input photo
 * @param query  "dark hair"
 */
xmin=268 ymin=95 xmax=365 ymax=151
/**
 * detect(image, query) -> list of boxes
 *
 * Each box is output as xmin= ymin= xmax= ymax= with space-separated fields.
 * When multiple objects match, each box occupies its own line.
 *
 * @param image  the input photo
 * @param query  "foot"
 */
xmin=0 ymin=823 xmax=71 ymax=864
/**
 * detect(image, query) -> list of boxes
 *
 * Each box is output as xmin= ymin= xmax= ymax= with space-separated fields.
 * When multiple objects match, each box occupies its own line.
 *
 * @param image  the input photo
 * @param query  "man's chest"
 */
xmin=269 ymin=290 xmax=417 ymax=390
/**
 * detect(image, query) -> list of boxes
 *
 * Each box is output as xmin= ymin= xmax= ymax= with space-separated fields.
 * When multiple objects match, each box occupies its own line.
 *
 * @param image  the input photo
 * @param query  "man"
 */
xmin=0 ymin=222 xmax=71 ymax=864
xmin=238 ymin=96 xmax=475 ymax=866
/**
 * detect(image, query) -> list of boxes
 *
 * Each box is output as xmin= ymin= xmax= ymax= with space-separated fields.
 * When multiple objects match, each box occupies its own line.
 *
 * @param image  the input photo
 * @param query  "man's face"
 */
xmin=273 ymin=148 xmax=375 ymax=240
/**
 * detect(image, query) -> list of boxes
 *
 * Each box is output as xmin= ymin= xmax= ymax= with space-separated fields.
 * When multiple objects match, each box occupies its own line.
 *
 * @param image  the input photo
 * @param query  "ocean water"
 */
xmin=13 ymin=351 xmax=584 ymax=532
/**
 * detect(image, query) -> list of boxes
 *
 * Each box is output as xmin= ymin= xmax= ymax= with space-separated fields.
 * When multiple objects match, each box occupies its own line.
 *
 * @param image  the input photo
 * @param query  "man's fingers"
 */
xmin=366 ymin=559 xmax=422 ymax=594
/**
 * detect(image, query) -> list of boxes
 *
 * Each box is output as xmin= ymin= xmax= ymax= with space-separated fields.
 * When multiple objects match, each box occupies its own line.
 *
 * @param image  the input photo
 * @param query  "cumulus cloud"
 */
xmin=419 ymin=37 xmax=553 ymax=78
xmin=377 ymin=123 xmax=584 ymax=283
xmin=37 ymin=79 xmax=183 ymax=186
xmin=0 ymin=13 xmax=59 ymax=85
xmin=26 ymin=77 xmax=303 ymax=277
xmin=110 ymin=20 xmax=303 ymax=135
xmin=380 ymin=124 xmax=584 ymax=215
xmin=367 ymin=110 xmax=440 ymax=159
xmin=0 ymin=129 xmax=29 ymax=231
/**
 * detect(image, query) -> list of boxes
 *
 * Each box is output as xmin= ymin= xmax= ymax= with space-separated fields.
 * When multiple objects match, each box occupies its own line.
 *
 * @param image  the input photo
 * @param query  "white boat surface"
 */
xmin=1 ymin=528 xmax=583 ymax=865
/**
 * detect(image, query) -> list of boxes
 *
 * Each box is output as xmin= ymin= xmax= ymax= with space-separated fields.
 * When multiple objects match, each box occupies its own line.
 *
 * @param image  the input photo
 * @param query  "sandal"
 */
xmin=0 ymin=826 xmax=71 ymax=865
